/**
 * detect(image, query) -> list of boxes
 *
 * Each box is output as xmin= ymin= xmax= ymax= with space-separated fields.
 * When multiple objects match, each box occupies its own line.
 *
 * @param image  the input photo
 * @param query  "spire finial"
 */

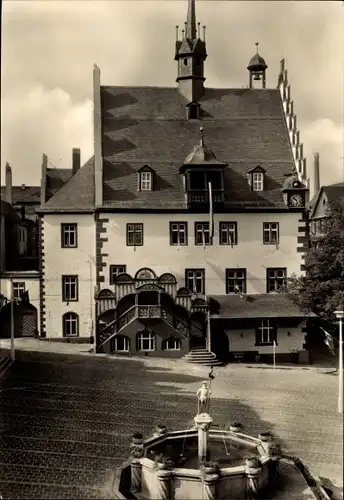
xmin=186 ymin=0 xmax=197 ymax=39
xmin=255 ymin=42 xmax=259 ymax=53
xmin=200 ymin=126 xmax=205 ymax=146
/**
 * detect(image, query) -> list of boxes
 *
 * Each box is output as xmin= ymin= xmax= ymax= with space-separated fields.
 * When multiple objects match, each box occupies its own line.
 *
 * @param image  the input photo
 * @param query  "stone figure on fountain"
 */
xmin=197 ymin=381 xmax=212 ymax=414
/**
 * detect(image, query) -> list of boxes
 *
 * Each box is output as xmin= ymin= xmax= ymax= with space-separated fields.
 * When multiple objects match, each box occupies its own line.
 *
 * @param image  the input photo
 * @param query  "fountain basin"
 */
xmin=114 ymin=427 xmax=280 ymax=499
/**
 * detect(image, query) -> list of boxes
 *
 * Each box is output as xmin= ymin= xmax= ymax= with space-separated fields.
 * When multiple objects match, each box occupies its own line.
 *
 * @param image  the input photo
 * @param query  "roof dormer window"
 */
xmin=252 ymin=172 xmax=264 ymax=191
xmin=138 ymin=165 xmax=154 ymax=191
xmin=141 ymin=171 xmax=152 ymax=191
xmin=247 ymin=166 xmax=266 ymax=192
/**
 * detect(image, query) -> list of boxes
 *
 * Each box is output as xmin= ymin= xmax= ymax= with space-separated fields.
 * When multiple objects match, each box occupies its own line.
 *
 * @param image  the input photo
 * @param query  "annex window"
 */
xmin=137 ymin=331 xmax=155 ymax=351
xmin=62 ymin=275 xmax=78 ymax=302
xmin=252 ymin=172 xmax=264 ymax=191
xmin=226 ymin=269 xmax=247 ymax=294
xmin=266 ymin=268 xmax=287 ymax=293
xmin=109 ymin=265 xmax=127 ymax=285
xmin=170 ymin=222 xmax=187 ymax=246
xmin=126 ymin=223 xmax=143 ymax=246
xmin=256 ymin=319 xmax=276 ymax=345
xmin=195 ymin=222 xmax=211 ymax=246
xmin=263 ymin=222 xmax=279 ymax=245
xmin=61 ymin=223 xmax=77 ymax=248
xmin=12 ymin=282 xmax=25 ymax=299
xmin=185 ymin=269 xmax=205 ymax=295
xmin=219 ymin=222 xmax=237 ymax=245
xmin=162 ymin=338 xmax=181 ymax=351
xmin=63 ymin=312 xmax=79 ymax=337
xmin=114 ymin=335 xmax=130 ymax=352
xmin=19 ymin=226 xmax=28 ymax=255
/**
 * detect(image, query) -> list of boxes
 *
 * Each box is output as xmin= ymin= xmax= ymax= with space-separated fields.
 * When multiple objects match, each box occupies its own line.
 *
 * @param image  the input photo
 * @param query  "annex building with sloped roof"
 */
xmin=38 ymin=0 xmax=316 ymax=364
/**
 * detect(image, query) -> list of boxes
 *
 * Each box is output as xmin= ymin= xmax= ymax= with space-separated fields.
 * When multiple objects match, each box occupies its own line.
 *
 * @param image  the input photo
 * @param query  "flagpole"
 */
xmin=334 ymin=310 xmax=343 ymax=414
xmin=273 ymin=340 xmax=276 ymax=370
xmin=208 ymin=181 xmax=214 ymax=245
xmin=10 ymin=278 xmax=15 ymax=362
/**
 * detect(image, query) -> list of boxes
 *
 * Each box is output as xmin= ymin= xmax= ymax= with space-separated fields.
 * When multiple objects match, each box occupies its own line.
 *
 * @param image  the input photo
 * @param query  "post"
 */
xmin=339 ymin=317 xmax=343 ymax=414
xmin=273 ymin=340 xmax=276 ymax=370
xmin=207 ymin=307 xmax=211 ymax=353
xmin=334 ymin=311 xmax=343 ymax=413
xmin=10 ymin=279 xmax=15 ymax=361
xmin=89 ymin=260 xmax=96 ymax=354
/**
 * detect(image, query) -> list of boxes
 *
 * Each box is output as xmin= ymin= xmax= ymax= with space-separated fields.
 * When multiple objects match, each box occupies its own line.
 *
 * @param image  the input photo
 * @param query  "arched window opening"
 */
xmin=114 ymin=335 xmax=130 ymax=352
xmin=63 ymin=312 xmax=79 ymax=337
xmin=162 ymin=338 xmax=181 ymax=351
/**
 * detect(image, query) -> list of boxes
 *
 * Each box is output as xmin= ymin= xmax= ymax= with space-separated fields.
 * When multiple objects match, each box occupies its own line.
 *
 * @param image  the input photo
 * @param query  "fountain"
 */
xmin=113 ymin=374 xmax=284 ymax=500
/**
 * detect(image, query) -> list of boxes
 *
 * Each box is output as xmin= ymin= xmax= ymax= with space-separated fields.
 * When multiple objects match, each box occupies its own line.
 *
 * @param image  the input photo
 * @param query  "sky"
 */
xmin=1 ymin=0 xmax=343 ymax=188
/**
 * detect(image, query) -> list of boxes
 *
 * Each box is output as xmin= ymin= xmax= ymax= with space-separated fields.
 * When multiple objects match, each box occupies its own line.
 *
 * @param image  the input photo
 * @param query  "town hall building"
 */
xmin=38 ymin=0 xmax=314 ymax=364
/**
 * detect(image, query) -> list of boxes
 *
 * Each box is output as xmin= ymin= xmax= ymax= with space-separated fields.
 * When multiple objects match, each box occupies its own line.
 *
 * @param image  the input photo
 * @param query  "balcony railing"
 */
xmin=187 ymin=190 xmax=224 ymax=205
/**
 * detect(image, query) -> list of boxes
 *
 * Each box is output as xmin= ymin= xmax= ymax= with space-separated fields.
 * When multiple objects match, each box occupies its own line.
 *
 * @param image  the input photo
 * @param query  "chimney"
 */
xmin=313 ymin=153 xmax=320 ymax=195
xmin=72 ymin=148 xmax=81 ymax=175
xmin=5 ymin=163 xmax=12 ymax=204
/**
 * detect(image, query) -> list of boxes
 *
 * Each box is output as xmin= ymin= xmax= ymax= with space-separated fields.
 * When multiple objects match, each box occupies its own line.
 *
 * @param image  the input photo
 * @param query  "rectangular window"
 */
xmin=266 ymin=268 xmax=287 ymax=293
xmin=140 ymin=171 xmax=152 ymax=191
xmin=170 ymin=222 xmax=187 ymax=246
xmin=12 ymin=282 xmax=25 ymax=299
xmin=185 ymin=269 xmax=205 ymax=295
xmin=256 ymin=319 xmax=276 ymax=345
xmin=137 ymin=332 xmax=155 ymax=351
xmin=226 ymin=269 xmax=247 ymax=294
xmin=109 ymin=265 xmax=127 ymax=285
xmin=61 ymin=223 xmax=77 ymax=248
xmin=263 ymin=222 xmax=279 ymax=245
xmin=126 ymin=223 xmax=143 ymax=246
xmin=62 ymin=275 xmax=78 ymax=302
xmin=219 ymin=222 xmax=238 ymax=245
xmin=252 ymin=172 xmax=264 ymax=191
xmin=195 ymin=222 xmax=211 ymax=246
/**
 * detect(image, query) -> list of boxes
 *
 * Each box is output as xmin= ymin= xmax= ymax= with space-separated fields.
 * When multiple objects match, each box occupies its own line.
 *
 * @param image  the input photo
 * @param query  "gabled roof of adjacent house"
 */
xmin=46 ymin=168 xmax=73 ymax=201
xmin=40 ymin=157 xmax=95 ymax=212
xmin=0 ymin=185 xmax=40 ymax=205
xmin=100 ymin=86 xmax=295 ymax=210
xmin=308 ymin=181 xmax=344 ymax=218
xmin=211 ymin=294 xmax=316 ymax=319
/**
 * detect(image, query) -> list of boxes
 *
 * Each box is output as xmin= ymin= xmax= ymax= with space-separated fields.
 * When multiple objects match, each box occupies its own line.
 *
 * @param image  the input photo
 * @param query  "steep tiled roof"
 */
xmin=0 ymin=200 xmax=21 ymax=222
xmin=40 ymin=157 xmax=95 ymax=212
xmin=211 ymin=294 xmax=315 ymax=319
xmin=101 ymin=86 xmax=295 ymax=209
xmin=46 ymin=169 xmax=73 ymax=201
xmin=0 ymin=186 xmax=40 ymax=204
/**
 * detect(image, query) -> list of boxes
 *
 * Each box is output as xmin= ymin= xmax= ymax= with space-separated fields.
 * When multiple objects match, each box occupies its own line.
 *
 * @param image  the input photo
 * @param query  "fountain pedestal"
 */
xmin=194 ymin=413 xmax=213 ymax=463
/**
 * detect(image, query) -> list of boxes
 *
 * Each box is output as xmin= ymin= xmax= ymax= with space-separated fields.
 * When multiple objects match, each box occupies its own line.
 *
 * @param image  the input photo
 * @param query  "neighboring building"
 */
xmin=0 ymin=197 xmax=40 ymax=338
xmin=308 ymin=154 xmax=344 ymax=243
xmin=39 ymin=0 xmax=315 ymax=362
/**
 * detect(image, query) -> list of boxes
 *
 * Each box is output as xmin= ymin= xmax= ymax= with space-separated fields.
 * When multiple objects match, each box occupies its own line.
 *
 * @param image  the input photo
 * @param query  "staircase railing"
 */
xmin=98 ymin=303 xmax=191 ymax=349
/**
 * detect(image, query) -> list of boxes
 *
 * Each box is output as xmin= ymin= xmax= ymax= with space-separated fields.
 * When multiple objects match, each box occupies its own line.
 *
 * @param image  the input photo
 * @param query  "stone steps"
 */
xmin=183 ymin=348 xmax=222 ymax=366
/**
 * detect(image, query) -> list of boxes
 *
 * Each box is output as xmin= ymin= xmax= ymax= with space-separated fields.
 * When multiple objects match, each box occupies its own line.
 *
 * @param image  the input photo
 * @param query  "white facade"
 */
xmin=99 ymin=211 xmax=305 ymax=294
xmin=43 ymin=214 xmax=96 ymax=338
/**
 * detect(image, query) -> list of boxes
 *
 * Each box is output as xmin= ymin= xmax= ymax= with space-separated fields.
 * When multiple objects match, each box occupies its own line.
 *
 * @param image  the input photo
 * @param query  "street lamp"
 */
xmin=334 ymin=309 xmax=343 ymax=414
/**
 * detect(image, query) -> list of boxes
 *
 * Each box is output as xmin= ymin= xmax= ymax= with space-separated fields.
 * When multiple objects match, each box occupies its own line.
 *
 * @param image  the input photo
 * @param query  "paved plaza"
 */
xmin=0 ymin=350 xmax=343 ymax=498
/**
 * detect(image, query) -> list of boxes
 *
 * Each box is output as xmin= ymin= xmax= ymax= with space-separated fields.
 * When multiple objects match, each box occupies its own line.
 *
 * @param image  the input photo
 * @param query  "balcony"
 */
xmin=187 ymin=190 xmax=224 ymax=205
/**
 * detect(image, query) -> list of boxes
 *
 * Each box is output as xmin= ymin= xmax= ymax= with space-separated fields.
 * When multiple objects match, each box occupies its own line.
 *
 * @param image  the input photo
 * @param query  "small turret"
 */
xmin=247 ymin=43 xmax=268 ymax=88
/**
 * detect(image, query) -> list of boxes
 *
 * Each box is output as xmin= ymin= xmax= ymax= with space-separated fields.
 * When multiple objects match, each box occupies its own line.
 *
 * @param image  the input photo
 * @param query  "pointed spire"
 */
xmin=186 ymin=0 xmax=197 ymax=39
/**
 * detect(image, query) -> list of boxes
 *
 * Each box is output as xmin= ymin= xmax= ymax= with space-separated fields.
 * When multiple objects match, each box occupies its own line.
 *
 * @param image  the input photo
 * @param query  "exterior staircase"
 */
xmin=183 ymin=348 xmax=222 ymax=366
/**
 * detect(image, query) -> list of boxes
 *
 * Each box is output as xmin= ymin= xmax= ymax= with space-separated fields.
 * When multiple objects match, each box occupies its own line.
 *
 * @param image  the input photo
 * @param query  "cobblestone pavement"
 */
xmin=0 ymin=352 xmax=343 ymax=499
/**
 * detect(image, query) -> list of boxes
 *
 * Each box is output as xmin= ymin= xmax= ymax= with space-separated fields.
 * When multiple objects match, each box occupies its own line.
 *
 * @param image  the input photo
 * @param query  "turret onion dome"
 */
xmin=247 ymin=43 xmax=268 ymax=71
